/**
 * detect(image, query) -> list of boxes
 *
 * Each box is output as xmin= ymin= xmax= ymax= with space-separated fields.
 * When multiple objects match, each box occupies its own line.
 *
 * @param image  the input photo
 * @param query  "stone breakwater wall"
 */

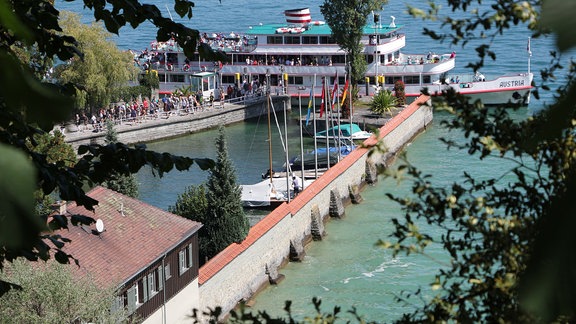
xmin=198 ymin=95 xmax=433 ymax=319
xmin=63 ymin=96 xmax=289 ymax=150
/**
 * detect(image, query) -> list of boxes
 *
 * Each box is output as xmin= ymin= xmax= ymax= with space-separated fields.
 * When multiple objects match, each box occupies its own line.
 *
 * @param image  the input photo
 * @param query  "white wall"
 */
xmin=144 ymin=277 xmax=200 ymax=324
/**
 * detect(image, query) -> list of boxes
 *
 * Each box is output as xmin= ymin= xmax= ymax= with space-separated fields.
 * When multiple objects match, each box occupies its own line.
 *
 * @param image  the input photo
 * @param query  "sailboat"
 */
xmin=240 ymin=73 xmax=307 ymax=208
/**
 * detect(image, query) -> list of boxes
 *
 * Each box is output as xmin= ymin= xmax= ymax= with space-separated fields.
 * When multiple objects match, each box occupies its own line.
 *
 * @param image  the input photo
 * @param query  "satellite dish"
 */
xmin=95 ymin=219 xmax=105 ymax=233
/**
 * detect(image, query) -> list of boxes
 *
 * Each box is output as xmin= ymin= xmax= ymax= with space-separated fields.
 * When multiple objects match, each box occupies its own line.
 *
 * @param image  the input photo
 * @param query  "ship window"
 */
xmin=423 ymin=75 xmax=431 ymax=83
xmin=284 ymin=36 xmax=301 ymax=45
xmin=158 ymin=74 xmax=166 ymax=82
xmin=385 ymin=76 xmax=402 ymax=85
xmin=318 ymin=36 xmax=335 ymax=44
xmin=404 ymin=75 xmax=420 ymax=84
xmin=331 ymin=55 xmax=346 ymax=64
xmin=287 ymin=76 xmax=303 ymax=85
xmin=170 ymin=74 xmax=185 ymax=83
xmin=267 ymin=36 xmax=283 ymax=44
xmin=302 ymin=36 xmax=318 ymax=44
xmin=222 ymin=75 xmax=235 ymax=84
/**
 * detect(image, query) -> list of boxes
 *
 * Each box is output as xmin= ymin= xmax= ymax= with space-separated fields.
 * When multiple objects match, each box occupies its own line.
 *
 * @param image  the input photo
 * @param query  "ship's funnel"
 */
xmin=284 ymin=8 xmax=312 ymax=27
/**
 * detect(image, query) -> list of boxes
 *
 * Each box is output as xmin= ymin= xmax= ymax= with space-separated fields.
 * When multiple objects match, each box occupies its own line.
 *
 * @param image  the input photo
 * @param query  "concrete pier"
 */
xmin=62 ymin=95 xmax=290 ymax=150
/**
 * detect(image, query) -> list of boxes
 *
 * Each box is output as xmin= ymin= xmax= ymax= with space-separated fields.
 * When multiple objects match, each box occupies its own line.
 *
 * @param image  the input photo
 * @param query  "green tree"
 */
xmin=54 ymin=11 xmax=138 ymax=114
xmin=28 ymin=130 xmax=77 ymax=217
xmin=205 ymin=127 xmax=250 ymax=254
xmin=100 ymin=120 xmax=139 ymax=198
xmin=320 ymin=0 xmax=387 ymax=92
xmin=0 ymin=258 xmax=129 ymax=323
xmin=170 ymin=126 xmax=249 ymax=263
xmin=139 ymin=69 xmax=160 ymax=99
xmin=0 ymin=0 xmax=217 ymax=296
xmin=169 ymin=184 xmax=210 ymax=262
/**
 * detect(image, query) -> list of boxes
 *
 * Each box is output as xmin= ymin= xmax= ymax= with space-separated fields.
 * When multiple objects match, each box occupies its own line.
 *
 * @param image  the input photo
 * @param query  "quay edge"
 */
xmin=193 ymin=95 xmax=433 ymax=323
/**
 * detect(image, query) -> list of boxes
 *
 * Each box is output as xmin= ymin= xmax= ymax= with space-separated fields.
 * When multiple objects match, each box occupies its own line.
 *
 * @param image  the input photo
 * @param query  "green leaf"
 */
xmin=0 ymin=0 xmax=34 ymax=43
xmin=0 ymin=144 xmax=45 ymax=250
xmin=541 ymin=0 xmax=576 ymax=52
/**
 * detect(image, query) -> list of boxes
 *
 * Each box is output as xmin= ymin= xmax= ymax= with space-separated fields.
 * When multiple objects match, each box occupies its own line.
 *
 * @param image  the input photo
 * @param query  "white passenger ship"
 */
xmin=136 ymin=8 xmax=533 ymax=106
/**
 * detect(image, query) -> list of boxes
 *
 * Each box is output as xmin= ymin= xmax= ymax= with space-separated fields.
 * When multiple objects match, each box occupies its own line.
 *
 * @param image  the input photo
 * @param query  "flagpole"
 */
xmin=325 ymin=76 xmax=330 ymax=169
xmin=314 ymin=76 xmax=320 ymax=178
xmin=299 ymin=88 xmax=304 ymax=184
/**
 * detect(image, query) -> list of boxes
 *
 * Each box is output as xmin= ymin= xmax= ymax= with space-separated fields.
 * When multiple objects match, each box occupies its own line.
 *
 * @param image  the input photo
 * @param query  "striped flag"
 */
xmin=305 ymin=88 xmax=313 ymax=126
xmin=340 ymin=79 xmax=349 ymax=106
xmin=319 ymin=80 xmax=326 ymax=118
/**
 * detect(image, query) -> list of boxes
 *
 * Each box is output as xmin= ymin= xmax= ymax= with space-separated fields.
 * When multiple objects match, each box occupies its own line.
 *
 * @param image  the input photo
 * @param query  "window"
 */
xmin=126 ymin=283 xmax=140 ymax=313
xmin=319 ymin=36 xmax=335 ymax=44
xmin=222 ymin=75 xmax=235 ymax=84
xmin=179 ymin=243 xmax=194 ymax=275
xmin=165 ymin=263 xmax=171 ymax=280
xmin=302 ymin=36 xmax=318 ymax=44
xmin=385 ymin=76 xmax=403 ymax=85
xmin=404 ymin=75 xmax=420 ymax=84
xmin=284 ymin=36 xmax=301 ymax=45
xmin=170 ymin=74 xmax=185 ymax=83
xmin=287 ymin=76 xmax=303 ymax=85
xmin=138 ymin=278 xmax=148 ymax=304
xmin=148 ymin=271 xmax=157 ymax=297
xmin=267 ymin=36 xmax=283 ymax=44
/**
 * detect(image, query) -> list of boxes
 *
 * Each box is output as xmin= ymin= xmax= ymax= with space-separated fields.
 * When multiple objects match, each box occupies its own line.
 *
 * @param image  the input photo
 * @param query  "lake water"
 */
xmin=56 ymin=0 xmax=558 ymax=321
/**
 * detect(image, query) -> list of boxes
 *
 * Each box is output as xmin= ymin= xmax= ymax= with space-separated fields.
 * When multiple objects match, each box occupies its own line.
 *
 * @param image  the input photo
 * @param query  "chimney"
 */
xmin=51 ymin=200 xmax=67 ymax=215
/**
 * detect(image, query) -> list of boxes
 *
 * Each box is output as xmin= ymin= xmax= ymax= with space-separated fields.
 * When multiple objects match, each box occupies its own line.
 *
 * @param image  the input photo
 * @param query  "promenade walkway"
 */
xmin=62 ymin=94 xmax=288 ymax=149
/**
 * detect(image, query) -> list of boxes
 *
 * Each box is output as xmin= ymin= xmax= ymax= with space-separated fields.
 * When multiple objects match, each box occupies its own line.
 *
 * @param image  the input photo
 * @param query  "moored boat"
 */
xmin=315 ymin=123 xmax=372 ymax=143
xmin=135 ymin=7 xmax=533 ymax=106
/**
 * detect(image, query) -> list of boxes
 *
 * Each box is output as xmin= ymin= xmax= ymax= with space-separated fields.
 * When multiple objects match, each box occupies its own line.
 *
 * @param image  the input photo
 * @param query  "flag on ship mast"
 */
xmin=319 ymin=78 xmax=326 ymax=118
xmin=306 ymin=88 xmax=313 ymax=126
xmin=527 ymin=37 xmax=532 ymax=56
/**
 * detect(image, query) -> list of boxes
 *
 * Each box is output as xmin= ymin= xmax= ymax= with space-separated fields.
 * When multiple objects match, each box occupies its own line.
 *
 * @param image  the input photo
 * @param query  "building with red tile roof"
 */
xmin=54 ymin=186 xmax=202 ymax=323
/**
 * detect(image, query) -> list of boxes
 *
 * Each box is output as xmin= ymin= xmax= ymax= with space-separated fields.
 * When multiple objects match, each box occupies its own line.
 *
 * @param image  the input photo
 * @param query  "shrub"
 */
xmin=394 ymin=80 xmax=406 ymax=106
xmin=370 ymin=89 xmax=397 ymax=116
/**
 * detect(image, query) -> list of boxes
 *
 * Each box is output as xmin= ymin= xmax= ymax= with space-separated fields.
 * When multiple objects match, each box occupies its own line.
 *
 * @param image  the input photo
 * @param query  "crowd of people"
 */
xmin=74 ymin=89 xmax=229 ymax=133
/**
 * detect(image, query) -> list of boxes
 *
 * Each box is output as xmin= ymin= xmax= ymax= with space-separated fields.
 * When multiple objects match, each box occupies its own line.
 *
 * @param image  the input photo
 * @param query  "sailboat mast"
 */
xmin=267 ymin=73 xmax=273 ymax=185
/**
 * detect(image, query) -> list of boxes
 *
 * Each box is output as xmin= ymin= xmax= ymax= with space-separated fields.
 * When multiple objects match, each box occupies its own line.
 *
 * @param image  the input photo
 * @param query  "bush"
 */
xmin=394 ymin=80 xmax=406 ymax=106
xmin=370 ymin=89 xmax=397 ymax=116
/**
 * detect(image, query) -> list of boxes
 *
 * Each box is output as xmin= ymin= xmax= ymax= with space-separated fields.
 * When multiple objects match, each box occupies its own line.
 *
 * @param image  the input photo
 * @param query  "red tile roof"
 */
xmin=55 ymin=186 xmax=202 ymax=287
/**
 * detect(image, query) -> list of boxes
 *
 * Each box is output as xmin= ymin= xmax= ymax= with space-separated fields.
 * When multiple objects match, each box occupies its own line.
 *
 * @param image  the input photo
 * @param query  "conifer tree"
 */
xmin=204 ymin=126 xmax=249 ymax=258
xmin=170 ymin=126 xmax=249 ymax=263
xmin=100 ymin=120 xmax=139 ymax=198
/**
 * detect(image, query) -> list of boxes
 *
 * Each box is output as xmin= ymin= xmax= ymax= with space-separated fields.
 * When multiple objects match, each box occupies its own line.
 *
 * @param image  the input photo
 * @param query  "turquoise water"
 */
xmin=57 ymin=0 xmax=558 ymax=322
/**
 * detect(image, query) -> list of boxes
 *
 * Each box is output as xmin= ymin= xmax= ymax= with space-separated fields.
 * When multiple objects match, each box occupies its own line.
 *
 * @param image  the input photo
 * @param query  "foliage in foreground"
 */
xmin=378 ymin=0 xmax=576 ymax=322
xmin=0 ymin=259 xmax=128 ymax=323
xmin=192 ymin=298 xmax=376 ymax=324
xmin=170 ymin=126 xmax=249 ymax=264
xmin=0 ymin=0 xmax=217 ymax=296
xmin=100 ymin=120 xmax=139 ymax=198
